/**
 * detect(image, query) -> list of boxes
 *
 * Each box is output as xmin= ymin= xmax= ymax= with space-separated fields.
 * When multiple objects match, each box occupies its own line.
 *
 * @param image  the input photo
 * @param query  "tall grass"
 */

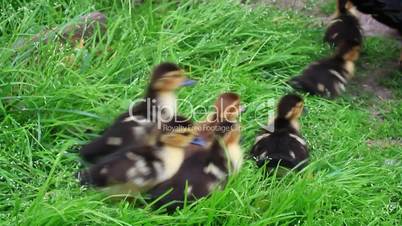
xmin=0 ymin=0 xmax=401 ymax=225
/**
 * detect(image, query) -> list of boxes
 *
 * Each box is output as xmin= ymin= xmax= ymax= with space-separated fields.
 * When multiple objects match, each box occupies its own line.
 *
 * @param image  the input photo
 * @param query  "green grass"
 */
xmin=1 ymin=0 xmax=401 ymax=225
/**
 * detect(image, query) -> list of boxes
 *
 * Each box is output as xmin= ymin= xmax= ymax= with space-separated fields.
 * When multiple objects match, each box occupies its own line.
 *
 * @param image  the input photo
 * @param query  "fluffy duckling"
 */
xmin=289 ymin=40 xmax=361 ymax=98
xmin=187 ymin=92 xmax=243 ymax=153
xmin=79 ymin=62 xmax=196 ymax=163
xmin=78 ymin=117 xmax=196 ymax=196
xmin=324 ymin=0 xmax=363 ymax=47
xmin=147 ymin=93 xmax=243 ymax=211
xmin=250 ymin=94 xmax=308 ymax=172
xmin=148 ymin=121 xmax=242 ymax=212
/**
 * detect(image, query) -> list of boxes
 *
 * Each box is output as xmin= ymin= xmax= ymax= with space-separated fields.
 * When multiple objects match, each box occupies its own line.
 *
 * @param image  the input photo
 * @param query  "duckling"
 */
xmin=250 ymin=94 xmax=308 ymax=173
xmin=289 ymin=40 xmax=361 ymax=98
xmin=148 ymin=94 xmax=243 ymax=211
xmin=324 ymin=0 xmax=363 ymax=47
xmin=148 ymin=121 xmax=242 ymax=212
xmin=187 ymin=92 xmax=243 ymax=154
xmin=78 ymin=116 xmax=196 ymax=196
xmin=79 ymin=62 xmax=196 ymax=163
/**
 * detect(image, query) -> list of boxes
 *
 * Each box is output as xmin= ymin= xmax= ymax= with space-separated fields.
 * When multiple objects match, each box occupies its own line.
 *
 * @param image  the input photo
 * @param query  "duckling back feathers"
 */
xmin=251 ymin=129 xmax=308 ymax=171
xmin=251 ymin=117 xmax=308 ymax=172
xmin=289 ymin=57 xmax=349 ymax=98
xmin=324 ymin=13 xmax=363 ymax=47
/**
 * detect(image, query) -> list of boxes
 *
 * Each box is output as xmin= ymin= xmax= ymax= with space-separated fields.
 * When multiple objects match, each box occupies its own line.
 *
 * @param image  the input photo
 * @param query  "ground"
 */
xmin=0 ymin=1 xmax=401 ymax=225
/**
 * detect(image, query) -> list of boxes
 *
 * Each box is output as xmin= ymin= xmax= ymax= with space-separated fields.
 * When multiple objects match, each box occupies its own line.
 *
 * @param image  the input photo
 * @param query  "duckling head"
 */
xmin=208 ymin=92 xmax=242 ymax=123
xmin=159 ymin=116 xmax=196 ymax=148
xmin=277 ymin=94 xmax=304 ymax=123
xmin=335 ymin=40 xmax=361 ymax=62
xmin=336 ymin=0 xmax=355 ymax=15
xmin=149 ymin=62 xmax=196 ymax=93
xmin=201 ymin=92 xmax=242 ymax=140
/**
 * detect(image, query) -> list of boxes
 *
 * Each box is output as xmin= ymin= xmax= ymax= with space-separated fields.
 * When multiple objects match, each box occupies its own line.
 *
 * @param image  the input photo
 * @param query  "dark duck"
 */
xmin=78 ymin=116 xmax=196 ymax=197
xmin=289 ymin=40 xmax=361 ymax=98
xmin=79 ymin=62 xmax=196 ymax=163
xmin=250 ymin=94 xmax=309 ymax=173
xmin=148 ymin=93 xmax=243 ymax=212
xmin=324 ymin=0 xmax=363 ymax=47
xmin=348 ymin=0 xmax=402 ymax=34
xmin=342 ymin=0 xmax=402 ymax=69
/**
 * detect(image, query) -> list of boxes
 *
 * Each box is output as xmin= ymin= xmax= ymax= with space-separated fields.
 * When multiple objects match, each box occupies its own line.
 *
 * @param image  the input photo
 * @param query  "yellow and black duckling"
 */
xmin=289 ymin=40 xmax=361 ymax=98
xmin=148 ymin=122 xmax=242 ymax=212
xmin=324 ymin=0 xmax=363 ymax=47
xmin=78 ymin=116 xmax=196 ymax=196
xmin=250 ymin=94 xmax=308 ymax=173
xmin=148 ymin=94 xmax=243 ymax=211
xmin=79 ymin=62 xmax=196 ymax=163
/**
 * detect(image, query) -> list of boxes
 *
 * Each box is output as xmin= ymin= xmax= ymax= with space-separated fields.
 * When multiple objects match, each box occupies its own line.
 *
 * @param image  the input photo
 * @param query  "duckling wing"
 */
xmin=251 ymin=132 xmax=309 ymax=170
xmin=324 ymin=14 xmax=363 ymax=47
xmin=148 ymin=151 xmax=220 ymax=212
xmin=79 ymin=111 xmax=155 ymax=163
xmin=290 ymin=59 xmax=347 ymax=98
xmin=78 ymin=145 xmax=160 ymax=193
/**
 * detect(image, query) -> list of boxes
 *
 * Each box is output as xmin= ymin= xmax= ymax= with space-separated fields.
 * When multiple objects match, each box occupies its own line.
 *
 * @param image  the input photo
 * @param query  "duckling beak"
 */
xmin=302 ymin=107 xmax=308 ymax=115
xmin=180 ymin=79 xmax=197 ymax=87
xmin=191 ymin=137 xmax=207 ymax=147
